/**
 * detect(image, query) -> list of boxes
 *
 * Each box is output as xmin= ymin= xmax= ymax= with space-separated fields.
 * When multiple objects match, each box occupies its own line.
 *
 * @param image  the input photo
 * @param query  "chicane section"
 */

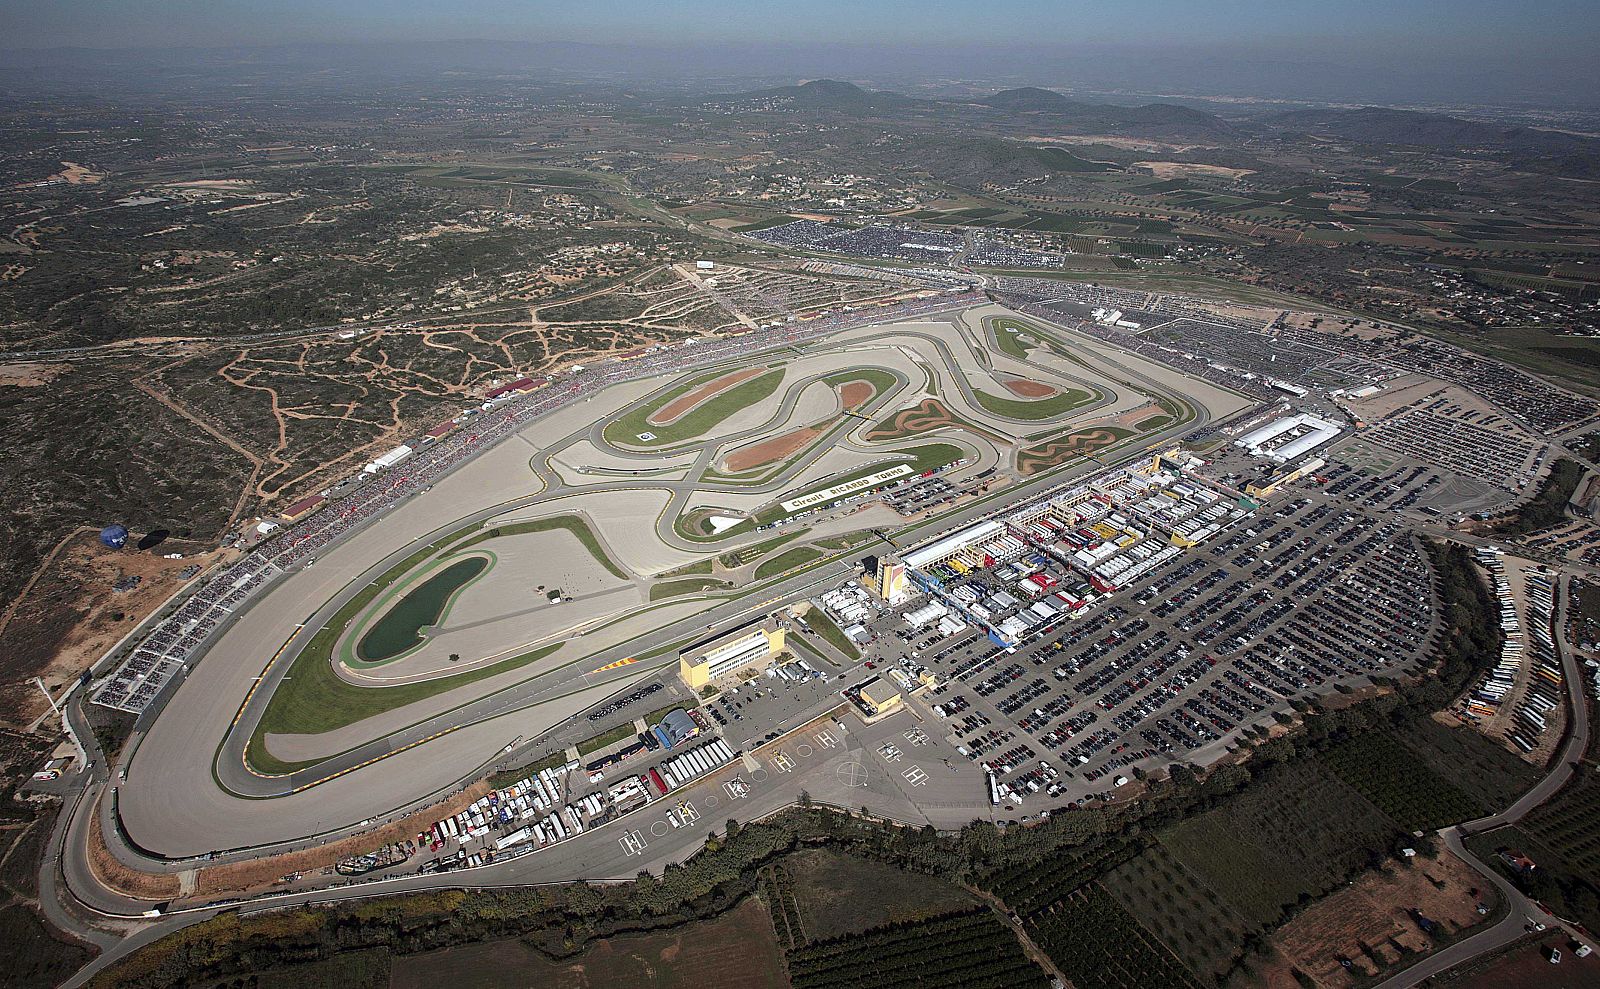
xmin=114 ymin=303 xmax=1233 ymax=863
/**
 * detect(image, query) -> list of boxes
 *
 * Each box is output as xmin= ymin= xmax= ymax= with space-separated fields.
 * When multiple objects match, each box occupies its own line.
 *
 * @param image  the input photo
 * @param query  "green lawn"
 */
xmin=719 ymin=529 xmax=810 ymax=568
xmin=247 ymin=641 xmax=562 ymax=776
xmin=803 ymin=608 xmax=861 ymax=661
xmin=675 ymin=511 xmax=757 ymax=543
xmin=973 ymin=386 xmax=1098 ymax=421
xmin=603 ymin=367 xmax=785 ymax=448
xmin=813 ymin=530 xmax=880 ymax=551
xmin=649 ymin=576 xmax=733 ymax=600
xmin=755 ymin=546 xmax=825 ymax=579
xmin=821 ymin=366 xmax=900 ymax=398
xmin=454 ymin=515 xmax=627 ymax=580
xmin=576 ymin=721 xmax=639 ymax=756
xmin=987 ymin=316 xmax=1047 ymax=360
xmin=489 ymin=750 xmax=568 ymax=788
xmin=658 ymin=558 xmax=715 ymax=577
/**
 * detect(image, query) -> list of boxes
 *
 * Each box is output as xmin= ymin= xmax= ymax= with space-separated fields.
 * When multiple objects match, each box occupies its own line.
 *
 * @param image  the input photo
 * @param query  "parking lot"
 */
xmin=843 ymin=491 xmax=1437 ymax=811
xmin=1360 ymin=396 xmax=1544 ymax=492
xmin=701 ymin=657 xmax=845 ymax=750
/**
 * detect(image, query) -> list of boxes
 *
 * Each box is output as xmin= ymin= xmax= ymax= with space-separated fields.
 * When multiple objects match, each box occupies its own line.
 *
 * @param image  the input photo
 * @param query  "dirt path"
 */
xmin=0 ymin=525 xmax=92 ymax=648
xmin=134 ymin=377 xmax=264 ymax=533
xmin=965 ymin=883 xmax=1072 ymax=988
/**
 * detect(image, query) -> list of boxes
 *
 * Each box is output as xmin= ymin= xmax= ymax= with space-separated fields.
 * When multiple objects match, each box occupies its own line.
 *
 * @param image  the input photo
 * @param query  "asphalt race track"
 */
xmin=108 ymin=302 xmax=1238 ymax=863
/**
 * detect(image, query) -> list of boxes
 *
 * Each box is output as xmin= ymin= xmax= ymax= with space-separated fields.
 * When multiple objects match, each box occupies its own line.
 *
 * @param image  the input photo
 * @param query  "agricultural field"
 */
xmin=779 ymin=848 xmax=978 ymax=942
xmin=1519 ymin=768 xmax=1600 ymax=883
xmin=1026 ymin=885 xmax=1205 ymax=989
xmin=392 ymin=897 xmax=788 ymax=989
xmin=1391 ymin=719 xmax=1541 ymax=815
xmin=1103 ymin=840 xmax=1255 ymax=979
xmin=1320 ymin=731 xmax=1486 ymax=832
xmin=785 ymin=907 xmax=1049 ymax=989
xmin=1158 ymin=761 xmax=1401 ymax=930
xmin=1264 ymin=848 xmax=1498 ymax=988
xmin=978 ymin=835 xmax=1143 ymax=916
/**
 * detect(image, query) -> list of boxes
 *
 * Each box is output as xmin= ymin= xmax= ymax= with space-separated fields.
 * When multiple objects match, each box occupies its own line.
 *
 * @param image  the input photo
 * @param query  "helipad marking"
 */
xmin=620 ymin=830 xmax=646 ymax=856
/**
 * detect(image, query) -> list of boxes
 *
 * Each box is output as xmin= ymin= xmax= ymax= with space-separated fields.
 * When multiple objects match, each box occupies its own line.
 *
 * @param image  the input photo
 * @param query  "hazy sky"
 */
xmin=4 ymin=0 xmax=1597 ymax=53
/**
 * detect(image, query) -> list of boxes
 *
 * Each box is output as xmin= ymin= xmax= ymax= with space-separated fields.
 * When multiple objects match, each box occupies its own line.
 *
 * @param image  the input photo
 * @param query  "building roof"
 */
xmin=282 ymin=494 xmax=326 ymax=517
xmin=657 ymin=709 xmax=698 ymax=744
xmin=484 ymin=377 xmax=537 ymax=400
xmin=859 ymin=678 xmax=900 ymax=708
xmin=903 ymin=520 xmax=1005 ymax=570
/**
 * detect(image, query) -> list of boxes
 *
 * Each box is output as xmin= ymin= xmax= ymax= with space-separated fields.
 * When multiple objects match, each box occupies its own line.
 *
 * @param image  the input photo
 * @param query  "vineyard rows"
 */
xmin=762 ymin=862 xmax=808 ymax=950
xmin=1320 ymin=731 xmax=1483 ymax=831
xmin=979 ymin=836 xmax=1142 ymax=914
xmin=1026 ymin=884 xmax=1205 ymax=989
xmin=786 ymin=908 xmax=1049 ymax=989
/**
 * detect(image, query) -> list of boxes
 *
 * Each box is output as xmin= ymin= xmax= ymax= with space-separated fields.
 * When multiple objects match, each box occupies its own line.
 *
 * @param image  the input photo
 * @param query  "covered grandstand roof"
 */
xmin=903 ymin=520 xmax=1005 ymax=570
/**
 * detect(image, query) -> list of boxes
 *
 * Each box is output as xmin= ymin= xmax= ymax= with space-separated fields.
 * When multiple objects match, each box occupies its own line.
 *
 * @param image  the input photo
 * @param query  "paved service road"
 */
xmin=51 ymin=303 xmax=1228 ymax=974
xmin=110 ymin=306 xmax=1218 ymax=862
xmin=1370 ymin=573 xmax=1595 ymax=989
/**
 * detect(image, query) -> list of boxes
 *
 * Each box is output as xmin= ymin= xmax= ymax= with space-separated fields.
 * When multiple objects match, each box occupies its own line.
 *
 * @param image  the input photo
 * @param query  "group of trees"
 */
xmin=1493 ymin=457 xmax=1583 ymax=536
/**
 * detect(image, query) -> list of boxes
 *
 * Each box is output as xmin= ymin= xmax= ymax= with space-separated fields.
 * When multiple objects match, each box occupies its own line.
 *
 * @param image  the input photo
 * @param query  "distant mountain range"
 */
xmin=977 ymin=86 xmax=1234 ymax=136
xmin=717 ymin=79 xmax=1235 ymax=140
xmin=1271 ymin=106 xmax=1599 ymax=156
xmin=1270 ymin=105 xmax=1600 ymax=178
xmin=717 ymin=80 xmax=1600 ymax=176
xmin=731 ymin=78 xmax=920 ymax=111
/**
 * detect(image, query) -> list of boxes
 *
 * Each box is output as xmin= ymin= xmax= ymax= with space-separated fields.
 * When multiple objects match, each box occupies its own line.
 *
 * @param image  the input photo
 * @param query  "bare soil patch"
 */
xmin=865 ymin=398 xmax=1008 ymax=444
xmin=649 ymin=367 xmax=766 ymax=427
xmin=1134 ymin=161 xmax=1255 ymax=181
xmin=1272 ymin=850 xmax=1492 ymax=987
xmin=190 ymin=781 xmax=490 ymax=898
xmin=392 ymin=896 xmax=787 ymax=989
xmin=722 ymin=425 xmax=823 ymax=473
xmin=87 ymin=802 xmax=180 ymax=900
xmin=837 ymin=380 xmax=874 ymax=410
xmin=1435 ymin=935 xmax=1600 ymax=988
xmin=0 ymin=532 xmax=217 ymax=726
xmin=1000 ymin=376 xmax=1058 ymax=399
xmin=1018 ymin=427 xmax=1130 ymax=475
xmin=0 ymin=363 xmax=68 ymax=387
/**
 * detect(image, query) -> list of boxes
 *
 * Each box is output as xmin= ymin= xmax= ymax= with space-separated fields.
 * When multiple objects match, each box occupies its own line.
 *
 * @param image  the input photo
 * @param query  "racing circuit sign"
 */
xmin=780 ymin=464 xmax=914 ymax=513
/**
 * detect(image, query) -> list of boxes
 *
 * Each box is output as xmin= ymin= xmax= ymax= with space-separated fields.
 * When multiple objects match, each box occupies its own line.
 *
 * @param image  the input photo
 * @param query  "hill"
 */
xmin=1270 ymin=106 xmax=1600 ymax=177
xmin=979 ymin=86 xmax=1235 ymax=139
xmin=728 ymin=78 xmax=920 ymax=112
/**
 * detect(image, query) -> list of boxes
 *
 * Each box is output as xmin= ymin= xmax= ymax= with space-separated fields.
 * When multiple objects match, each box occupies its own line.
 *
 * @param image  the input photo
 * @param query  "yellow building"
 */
xmin=870 ymin=556 xmax=908 ymax=602
xmin=857 ymin=678 xmax=902 ymax=716
xmin=679 ymin=623 xmax=786 ymax=689
xmin=1245 ymin=456 xmax=1327 ymax=499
